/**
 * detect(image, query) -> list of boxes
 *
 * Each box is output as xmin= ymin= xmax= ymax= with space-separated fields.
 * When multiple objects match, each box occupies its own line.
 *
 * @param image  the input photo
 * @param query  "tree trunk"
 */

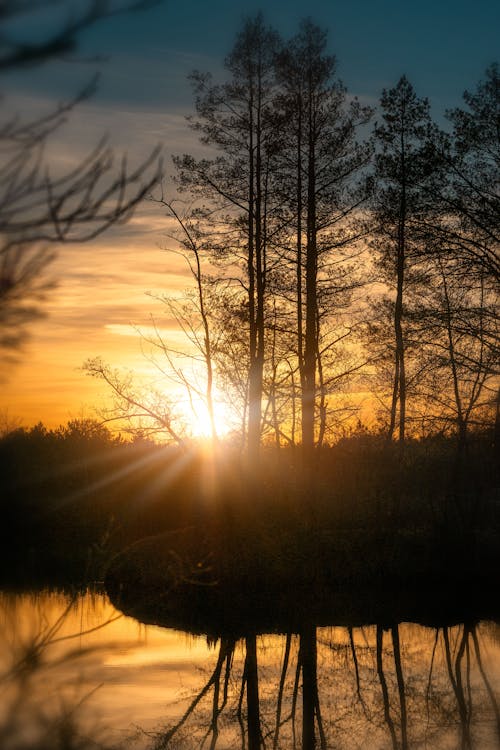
xmin=245 ymin=635 xmax=261 ymax=750
xmin=302 ymin=97 xmax=317 ymax=469
xmin=395 ymin=173 xmax=406 ymax=445
xmin=300 ymin=624 xmax=317 ymax=750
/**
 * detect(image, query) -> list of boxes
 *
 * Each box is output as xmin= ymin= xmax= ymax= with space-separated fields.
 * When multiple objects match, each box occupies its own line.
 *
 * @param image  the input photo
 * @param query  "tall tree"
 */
xmin=174 ymin=14 xmax=282 ymax=461
xmin=275 ymin=20 xmax=371 ymax=462
xmin=439 ymin=63 xmax=500 ymax=283
xmin=402 ymin=65 xmax=499 ymax=442
xmin=371 ymin=76 xmax=436 ymax=443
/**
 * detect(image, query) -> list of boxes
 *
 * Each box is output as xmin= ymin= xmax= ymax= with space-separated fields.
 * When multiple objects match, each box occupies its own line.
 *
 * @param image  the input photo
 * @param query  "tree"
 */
xmin=162 ymin=16 xmax=373 ymax=460
xmin=0 ymin=0 xmax=159 ymax=71
xmin=370 ymin=76 xmax=437 ymax=444
xmin=0 ymin=1 xmax=162 ymax=366
xmin=409 ymin=256 xmax=498 ymax=444
xmin=404 ymin=65 xmax=500 ymax=442
xmin=148 ymin=196 xmax=221 ymax=444
xmin=436 ymin=63 xmax=499 ymax=283
xmin=84 ymin=357 xmax=185 ymax=444
xmin=173 ymin=13 xmax=282 ymax=461
xmin=275 ymin=20 xmax=371 ymax=462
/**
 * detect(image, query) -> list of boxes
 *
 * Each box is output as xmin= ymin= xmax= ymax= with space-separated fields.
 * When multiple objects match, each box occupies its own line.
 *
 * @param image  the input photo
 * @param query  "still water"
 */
xmin=0 ymin=591 xmax=499 ymax=749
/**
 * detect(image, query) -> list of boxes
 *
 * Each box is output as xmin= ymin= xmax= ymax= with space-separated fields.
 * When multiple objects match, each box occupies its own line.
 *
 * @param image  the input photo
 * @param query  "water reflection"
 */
xmin=0 ymin=591 xmax=215 ymax=749
xmin=149 ymin=622 xmax=500 ymax=750
xmin=0 ymin=592 xmax=499 ymax=749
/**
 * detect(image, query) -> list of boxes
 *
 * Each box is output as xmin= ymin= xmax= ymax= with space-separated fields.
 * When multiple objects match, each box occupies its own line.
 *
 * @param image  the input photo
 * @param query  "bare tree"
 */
xmin=150 ymin=195 xmax=220 ymax=443
xmin=410 ymin=257 xmax=498 ymax=443
xmin=0 ymin=1 xmax=162 ymax=366
xmin=84 ymin=357 xmax=184 ymax=444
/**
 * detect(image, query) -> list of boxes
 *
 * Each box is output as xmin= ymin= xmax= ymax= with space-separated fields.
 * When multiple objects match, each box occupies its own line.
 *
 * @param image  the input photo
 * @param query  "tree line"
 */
xmin=1 ymin=416 xmax=497 ymax=588
xmin=87 ymin=14 xmax=498 ymax=463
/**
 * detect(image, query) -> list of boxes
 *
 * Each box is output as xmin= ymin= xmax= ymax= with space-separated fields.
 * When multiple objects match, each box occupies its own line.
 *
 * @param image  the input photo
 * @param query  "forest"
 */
xmin=0 ymin=416 xmax=497 ymax=621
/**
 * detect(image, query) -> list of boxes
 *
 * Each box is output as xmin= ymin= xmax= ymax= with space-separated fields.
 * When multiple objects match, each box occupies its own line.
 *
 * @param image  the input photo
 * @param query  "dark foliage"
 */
xmin=1 ymin=420 xmax=498 ymax=596
xmin=0 ymin=420 xmax=201 ymax=586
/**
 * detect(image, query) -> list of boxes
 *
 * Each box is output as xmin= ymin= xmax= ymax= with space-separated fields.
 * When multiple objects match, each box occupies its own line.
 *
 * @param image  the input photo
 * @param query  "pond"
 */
xmin=1 ymin=590 xmax=499 ymax=749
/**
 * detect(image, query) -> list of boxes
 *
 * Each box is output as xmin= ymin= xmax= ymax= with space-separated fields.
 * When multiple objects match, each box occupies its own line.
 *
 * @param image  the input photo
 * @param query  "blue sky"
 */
xmin=5 ymin=0 xmax=500 ymax=115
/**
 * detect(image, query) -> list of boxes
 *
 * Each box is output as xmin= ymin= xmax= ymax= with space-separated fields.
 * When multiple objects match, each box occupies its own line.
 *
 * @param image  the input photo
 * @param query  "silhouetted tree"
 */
xmin=411 ymin=258 xmax=498 ymax=444
xmin=145 ymin=195 xmax=221 ymax=443
xmin=275 ymin=20 xmax=371 ymax=463
xmin=370 ymin=76 xmax=437 ymax=443
xmin=84 ymin=357 xmax=184 ymax=444
xmin=438 ymin=64 xmax=500 ymax=283
xmin=0 ymin=0 xmax=160 ymax=71
xmin=394 ymin=65 xmax=500 ymax=443
xmin=173 ymin=14 xmax=283 ymax=461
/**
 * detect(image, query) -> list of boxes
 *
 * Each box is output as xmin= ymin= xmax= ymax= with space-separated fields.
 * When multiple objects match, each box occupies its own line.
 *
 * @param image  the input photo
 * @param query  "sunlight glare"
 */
xmin=180 ymin=394 xmax=236 ymax=440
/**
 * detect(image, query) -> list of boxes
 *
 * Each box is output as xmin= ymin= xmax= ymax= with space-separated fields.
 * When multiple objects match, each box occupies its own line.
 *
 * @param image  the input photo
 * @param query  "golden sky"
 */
xmin=0 ymin=87 xmax=213 ymax=431
xmin=1 ymin=203 xmax=197 ymax=429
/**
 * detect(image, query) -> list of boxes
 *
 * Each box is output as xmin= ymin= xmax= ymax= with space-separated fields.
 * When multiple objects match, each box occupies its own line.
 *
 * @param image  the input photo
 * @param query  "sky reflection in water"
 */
xmin=0 ymin=591 xmax=499 ymax=749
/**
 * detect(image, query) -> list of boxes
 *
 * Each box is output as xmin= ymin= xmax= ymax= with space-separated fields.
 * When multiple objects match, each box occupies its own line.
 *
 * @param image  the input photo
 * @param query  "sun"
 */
xmin=178 ymin=394 xmax=237 ymax=440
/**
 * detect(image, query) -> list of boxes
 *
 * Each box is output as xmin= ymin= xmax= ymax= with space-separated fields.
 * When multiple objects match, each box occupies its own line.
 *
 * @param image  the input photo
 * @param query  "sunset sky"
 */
xmin=1 ymin=0 xmax=499 ymax=430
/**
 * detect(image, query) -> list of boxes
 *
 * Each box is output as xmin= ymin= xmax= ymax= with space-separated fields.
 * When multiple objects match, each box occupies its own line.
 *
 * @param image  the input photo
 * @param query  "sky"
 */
xmin=1 ymin=0 xmax=499 ymax=430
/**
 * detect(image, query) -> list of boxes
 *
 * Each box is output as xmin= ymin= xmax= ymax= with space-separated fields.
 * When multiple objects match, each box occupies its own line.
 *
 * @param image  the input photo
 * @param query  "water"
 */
xmin=0 ymin=591 xmax=214 ymax=748
xmin=0 ymin=591 xmax=499 ymax=749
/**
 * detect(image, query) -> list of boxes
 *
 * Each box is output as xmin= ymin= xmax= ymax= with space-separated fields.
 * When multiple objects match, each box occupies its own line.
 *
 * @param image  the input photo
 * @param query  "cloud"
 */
xmin=104 ymin=323 xmax=181 ymax=340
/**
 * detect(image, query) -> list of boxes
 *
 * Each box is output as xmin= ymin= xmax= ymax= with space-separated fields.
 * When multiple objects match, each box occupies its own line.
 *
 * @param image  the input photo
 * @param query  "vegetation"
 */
xmin=1 ymin=0 xmax=498 ymax=672
xmin=1 ymin=418 xmax=498 ymax=600
xmin=0 ymin=0 xmax=161 ymax=368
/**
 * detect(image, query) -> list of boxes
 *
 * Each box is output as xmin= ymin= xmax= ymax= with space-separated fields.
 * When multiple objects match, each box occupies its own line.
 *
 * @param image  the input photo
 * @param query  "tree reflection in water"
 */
xmin=150 ymin=622 xmax=500 ymax=750
xmin=1 ymin=592 xmax=498 ymax=749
